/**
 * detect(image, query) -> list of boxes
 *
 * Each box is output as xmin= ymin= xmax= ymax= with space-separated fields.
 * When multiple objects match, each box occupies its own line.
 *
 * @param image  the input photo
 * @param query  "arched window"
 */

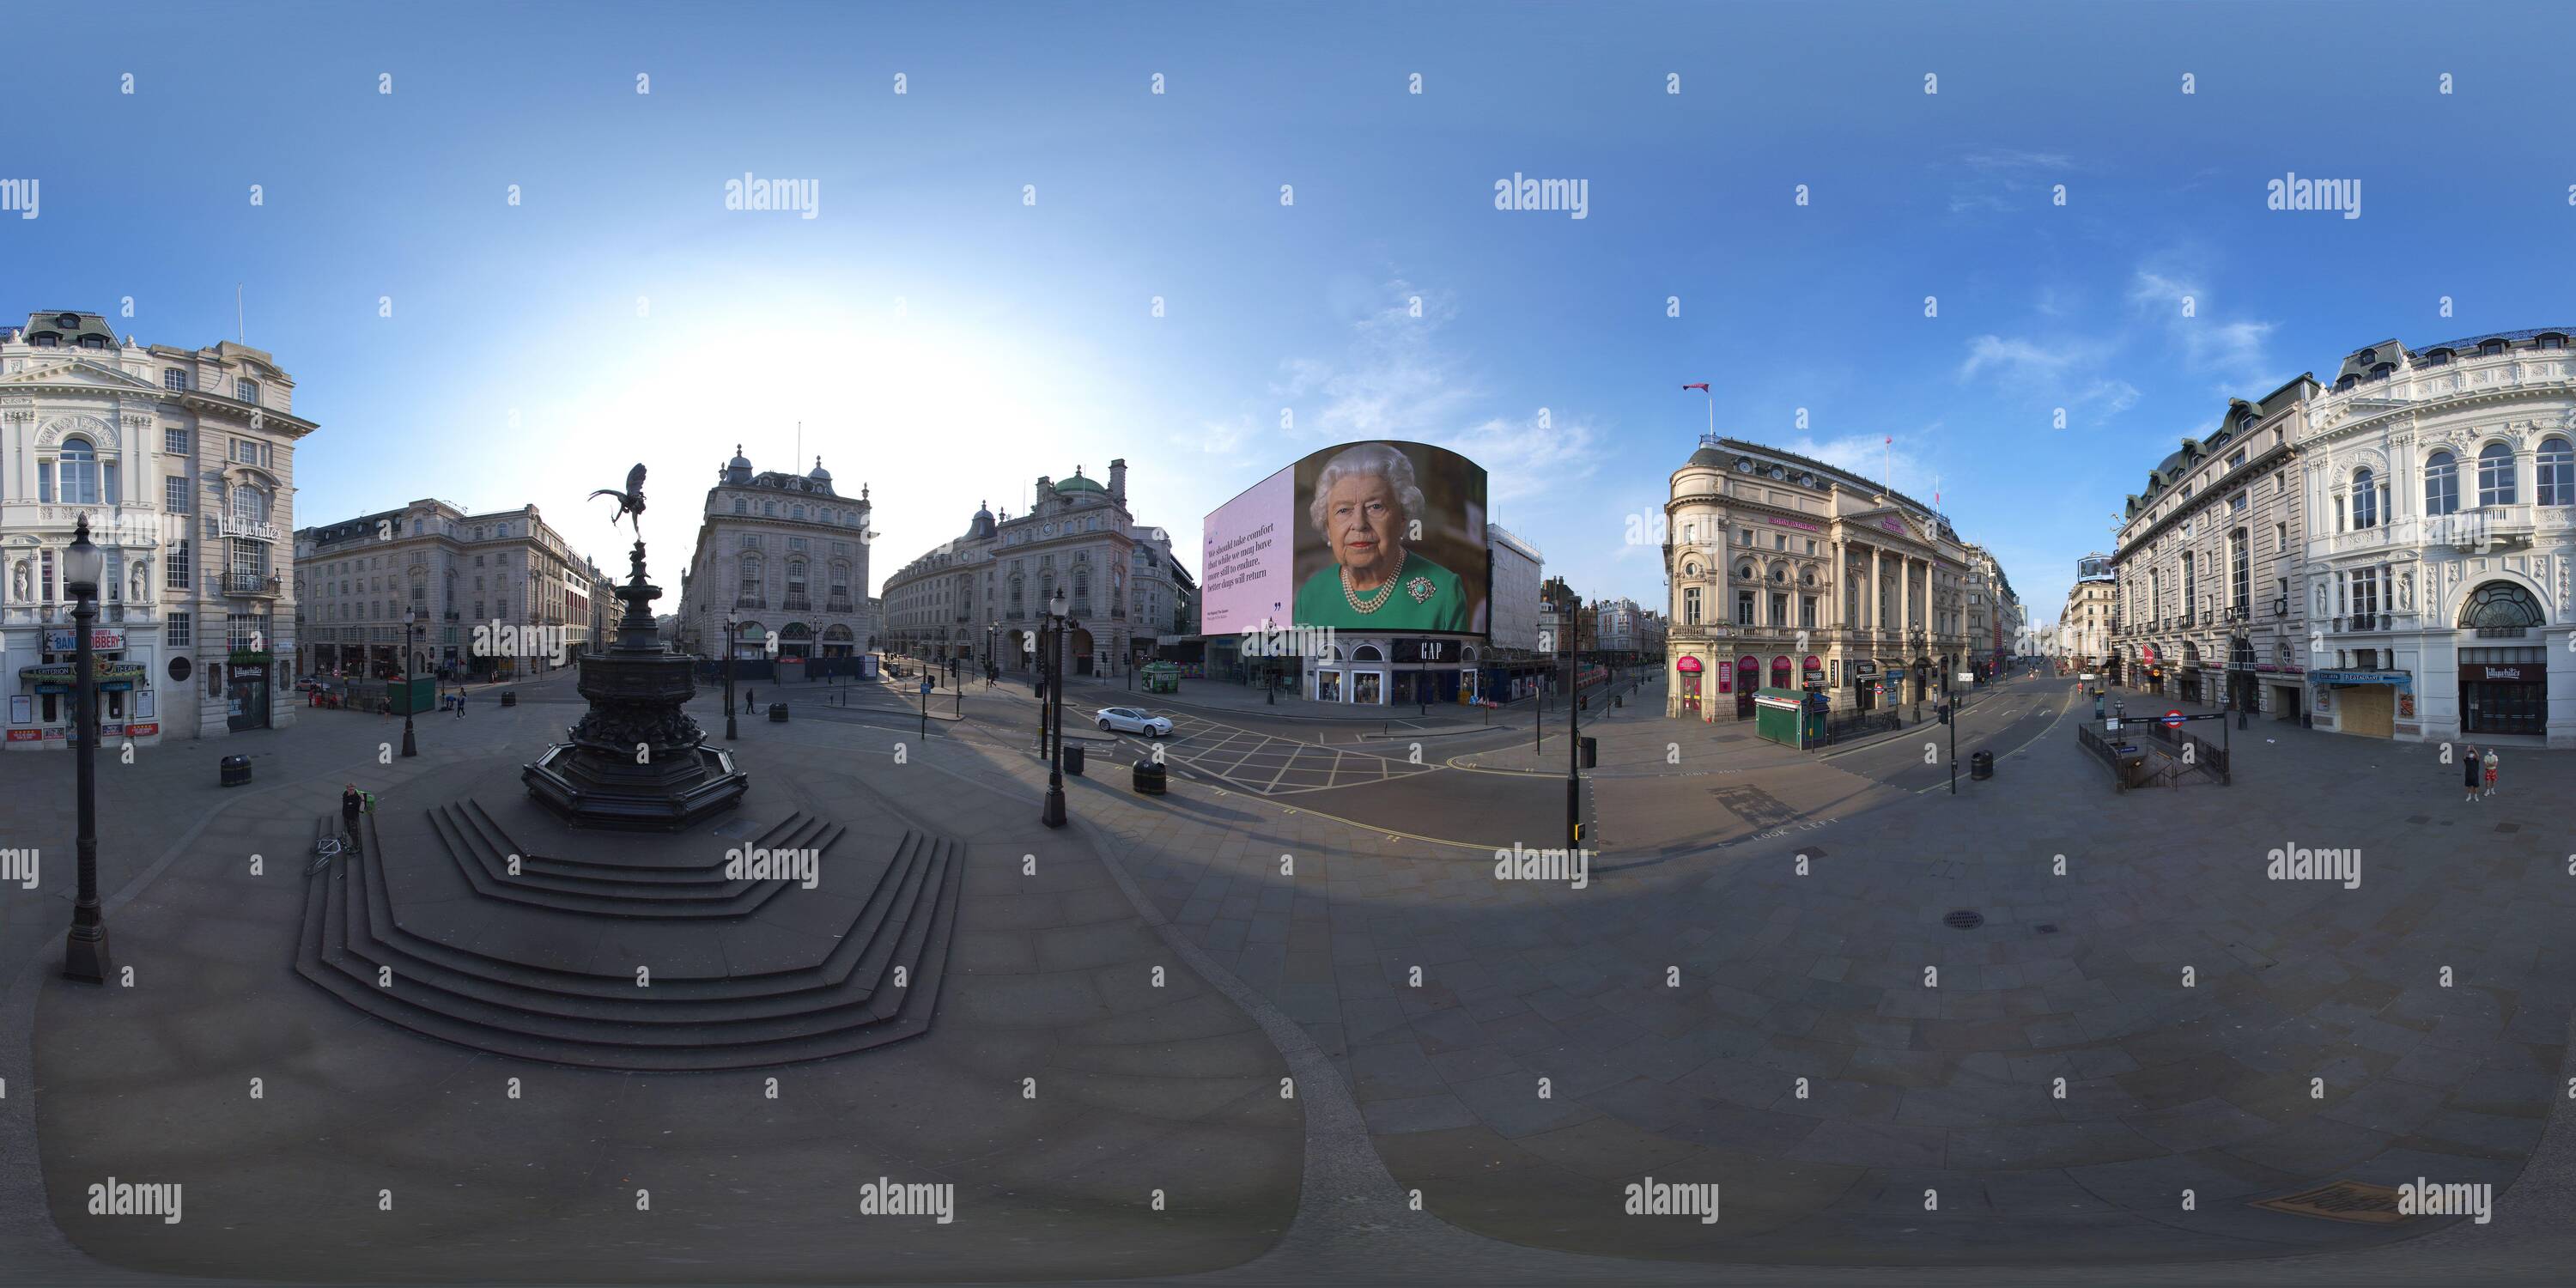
xmin=59 ymin=437 xmax=100 ymax=505
xmin=2537 ymin=437 xmax=2573 ymax=507
xmin=2350 ymin=468 xmax=2378 ymax=529
xmin=784 ymin=558 xmax=808 ymax=608
xmin=1352 ymin=644 xmax=1384 ymax=661
xmin=737 ymin=556 xmax=764 ymax=608
xmin=2478 ymin=441 xmax=2516 ymax=507
xmin=1769 ymin=656 xmax=1792 ymax=690
xmin=2424 ymin=451 xmax=2458 ymax=515
xmin=1735 ymin=562 xmax=1753 ymax=581
xmin=2458 ymin=581 xmax=2543 ymax=635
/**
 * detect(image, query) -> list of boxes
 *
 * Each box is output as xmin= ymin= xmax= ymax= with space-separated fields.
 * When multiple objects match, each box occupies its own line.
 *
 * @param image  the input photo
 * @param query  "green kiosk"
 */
xmin=1752 ymin=687 xmax=1826 ymax=750
xmin=1141 ymin=661 xmax=1181 ymax=695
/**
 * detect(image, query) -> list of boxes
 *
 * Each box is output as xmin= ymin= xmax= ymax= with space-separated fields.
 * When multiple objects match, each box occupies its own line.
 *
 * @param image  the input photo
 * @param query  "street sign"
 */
xmin=2161 ymin=710 xmax=2185 ymax=729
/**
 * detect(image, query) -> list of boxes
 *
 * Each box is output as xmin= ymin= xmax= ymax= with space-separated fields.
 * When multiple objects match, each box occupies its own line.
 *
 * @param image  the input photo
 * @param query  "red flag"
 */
xmin=1681 ymin=383 xmax=1709 ymax=392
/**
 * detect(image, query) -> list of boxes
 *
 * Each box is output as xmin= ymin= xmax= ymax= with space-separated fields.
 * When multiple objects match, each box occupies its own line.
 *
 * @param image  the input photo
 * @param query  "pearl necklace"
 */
xmin=1341 ymin=551 xmax=1406 ymax=615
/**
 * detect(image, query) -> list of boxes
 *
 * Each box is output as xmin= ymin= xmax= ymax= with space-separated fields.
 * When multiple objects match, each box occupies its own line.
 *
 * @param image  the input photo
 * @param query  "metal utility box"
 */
xmin=1753 ymin=688 xmax=1825 ymax=750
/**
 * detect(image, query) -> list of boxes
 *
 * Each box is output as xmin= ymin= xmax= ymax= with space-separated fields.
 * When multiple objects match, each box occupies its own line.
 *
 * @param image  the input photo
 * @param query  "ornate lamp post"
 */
xmin=1042 ymin=586 xmax=1072 ymax=828
xmin=400 ymin=608 xmax=419 ymax=757
xmin=723 ymin=611 xmax=739 ymax=740
xmin=1566 ymin=612 xmax=1583 ymax=850
xmin=62 ymin=516 xmax=112 ymax=983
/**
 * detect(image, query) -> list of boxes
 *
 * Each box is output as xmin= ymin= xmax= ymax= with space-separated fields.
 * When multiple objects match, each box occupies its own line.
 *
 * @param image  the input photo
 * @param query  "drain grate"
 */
xmin=1943 ymin=909 xmax=1984 ymax=930
xmin=2251 ymin=1180 xmax=2408 ymax=1224
xmin=2034 ymin=923 xmax=2060 ymax=934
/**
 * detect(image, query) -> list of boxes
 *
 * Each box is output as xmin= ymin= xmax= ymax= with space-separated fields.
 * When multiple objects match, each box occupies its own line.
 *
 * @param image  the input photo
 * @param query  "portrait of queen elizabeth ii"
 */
xmin=1291 ymin=441 xmax=1474 ymax=631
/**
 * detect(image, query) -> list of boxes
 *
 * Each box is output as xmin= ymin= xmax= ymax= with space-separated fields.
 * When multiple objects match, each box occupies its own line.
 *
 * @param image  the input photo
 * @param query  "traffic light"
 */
xmin=1939 ymin=703 xmax=1951 ymax=725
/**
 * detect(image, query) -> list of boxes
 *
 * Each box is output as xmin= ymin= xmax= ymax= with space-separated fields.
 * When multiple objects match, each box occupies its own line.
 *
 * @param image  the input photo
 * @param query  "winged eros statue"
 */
xmin=591 ymin=464 xmax=647 ymax=534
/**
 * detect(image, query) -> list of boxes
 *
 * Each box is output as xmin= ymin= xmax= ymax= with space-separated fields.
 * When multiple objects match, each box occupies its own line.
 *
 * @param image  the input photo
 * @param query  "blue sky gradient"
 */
xmin=8 ymin=0 xmax=2574 ymax=624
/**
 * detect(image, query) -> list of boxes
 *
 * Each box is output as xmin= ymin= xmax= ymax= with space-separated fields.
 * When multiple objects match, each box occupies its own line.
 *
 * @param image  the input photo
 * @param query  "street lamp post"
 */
xmin=62 ymin=515 xmax=112 ymax=983
xmin=400 ymin=608 xmax=419 ymax=758
xmin=1042 ymin=586 xmax=1072 ymax=828
xmin=1566 ymin=617 xmax=1583 ymax=850
xmin=724 ymin=612 xmax=739 ymax=740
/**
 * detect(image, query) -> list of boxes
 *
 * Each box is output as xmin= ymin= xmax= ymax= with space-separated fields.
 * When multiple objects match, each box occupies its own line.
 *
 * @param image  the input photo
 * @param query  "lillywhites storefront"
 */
xmin=9 ymin=626 xmax=161 ymax=751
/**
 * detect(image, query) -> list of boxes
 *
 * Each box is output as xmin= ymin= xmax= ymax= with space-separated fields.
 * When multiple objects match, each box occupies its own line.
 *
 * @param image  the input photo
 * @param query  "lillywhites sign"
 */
xmin=2464 ymin=664 xmax=2533 ymax=682
xmin=45 ymin=629 xmax=125 ymax=652
xmin=217 ymin=516 xmax=282 ymax=541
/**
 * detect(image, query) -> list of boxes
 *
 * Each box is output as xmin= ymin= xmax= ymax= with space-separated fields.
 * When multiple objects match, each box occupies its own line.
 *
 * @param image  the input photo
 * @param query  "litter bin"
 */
xmin=499 ymin=690 xmax=518 ymax=708
xmin=1132 ymin=757 xmax=1166 ymax=795
xmin=1970 ymin=750 xmax=1994 ymax=780
xmin=1065 ymin=743 xmax=1086 ymax=776
xmin=1613 ymin=694 xmax=1624 ymax=708
xmin=1580 ymin=736 xmax=1598 ymax=769
xmin=219 ymin=754 xmax=252 ymax=787
xmin=769 ymin=702 xmax=789 ymax=722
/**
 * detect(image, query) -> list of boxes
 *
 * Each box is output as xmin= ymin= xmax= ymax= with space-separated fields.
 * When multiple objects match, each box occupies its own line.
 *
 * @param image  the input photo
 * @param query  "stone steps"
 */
xmin=295 ymin=810 xmax=962 ymax=1070
xmin=428 ymin=802 xmax=841 ymax=919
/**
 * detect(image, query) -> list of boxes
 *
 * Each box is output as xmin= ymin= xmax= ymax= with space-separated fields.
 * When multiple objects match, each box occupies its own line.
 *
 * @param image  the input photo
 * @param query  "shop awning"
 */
xmin=18 ymin=662 xmax=147 ymax=693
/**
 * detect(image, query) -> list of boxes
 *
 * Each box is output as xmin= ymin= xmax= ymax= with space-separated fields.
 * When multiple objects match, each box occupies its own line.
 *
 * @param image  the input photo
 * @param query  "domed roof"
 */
xmin=728 ymin=442 xmax=751 ymax=471
xmin=1055 ymin=471 xmax=1106 ymax=494
xmin=807 ymin=454 xmax=831 ymax=483
xmin=1686 ymin=446 xmax=1726 ymax=468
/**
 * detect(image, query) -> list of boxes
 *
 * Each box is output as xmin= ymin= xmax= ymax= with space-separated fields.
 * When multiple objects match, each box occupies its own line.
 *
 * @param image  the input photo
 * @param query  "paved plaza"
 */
xmin=4 ymin=669 xmax=2575 ymax=1285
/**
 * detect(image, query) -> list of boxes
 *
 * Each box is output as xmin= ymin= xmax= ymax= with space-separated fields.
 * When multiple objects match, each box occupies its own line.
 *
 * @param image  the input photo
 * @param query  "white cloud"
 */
xmin=2128 ymin=266 xmax=2281 ymax=392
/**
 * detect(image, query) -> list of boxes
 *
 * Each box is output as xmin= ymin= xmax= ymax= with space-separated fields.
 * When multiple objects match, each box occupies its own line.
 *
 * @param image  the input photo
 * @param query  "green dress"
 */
xmin=1292 ymin=550 xmax=1473 ymax=632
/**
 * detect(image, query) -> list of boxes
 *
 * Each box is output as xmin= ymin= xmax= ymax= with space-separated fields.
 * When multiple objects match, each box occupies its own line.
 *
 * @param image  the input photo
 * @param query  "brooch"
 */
xmin=1406 ymin=576 xmax=1435 ymax=604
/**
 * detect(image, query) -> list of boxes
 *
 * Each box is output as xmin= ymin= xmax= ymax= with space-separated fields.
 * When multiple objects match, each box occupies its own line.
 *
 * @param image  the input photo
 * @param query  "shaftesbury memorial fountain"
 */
xmin=296 ymin=465 xmax=963 ymax=1069
xmin=523 ymin=463 xmax=748 ymax=828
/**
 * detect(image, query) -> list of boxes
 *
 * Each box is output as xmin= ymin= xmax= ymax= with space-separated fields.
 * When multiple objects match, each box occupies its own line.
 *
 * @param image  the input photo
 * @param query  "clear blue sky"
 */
xmin=9 ymin=0 xmax=2573 ymax=627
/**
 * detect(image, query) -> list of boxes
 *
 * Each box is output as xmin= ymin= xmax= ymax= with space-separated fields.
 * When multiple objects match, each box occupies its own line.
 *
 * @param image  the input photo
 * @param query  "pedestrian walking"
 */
xmin=2463 ymin=744 xmax=2481 ymax=803
xmin=2482 ymin=748 xmax=2499 ymax=799
xmin=454 ymin=690 xmax=465 ymax=719
xmin=341 ymin=783 xmax=365 ymax=853
xmin=745 ymin=686 xmax=757 ymax=714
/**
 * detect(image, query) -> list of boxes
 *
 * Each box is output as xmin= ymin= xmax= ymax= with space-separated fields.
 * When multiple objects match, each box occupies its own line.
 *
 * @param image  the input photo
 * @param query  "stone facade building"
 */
xmin=675 ymin=447 xmax=874 ymax=662
xmin=3 ymin=311 xmax=314 ymax=750
xmin=2291 ymin=328 xmax=2576 ymax=744
xmin=1662 ymin=434 xmax=1976 ymax=720
xmin=879 ymin=460 xmax=1192 ymax=677
xmin=2111 ymin=378 xmax=2318 ymax=722
xmin=295 ymin=500 xmax=603 ymax=682
xmin=2059 ymin=558 xmax=2115 ymax=669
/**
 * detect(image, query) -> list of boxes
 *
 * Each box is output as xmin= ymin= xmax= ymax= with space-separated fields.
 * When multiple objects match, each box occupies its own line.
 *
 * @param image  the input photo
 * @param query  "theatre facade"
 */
xmin=1662 ymin=435 xmax=1978 ymax=720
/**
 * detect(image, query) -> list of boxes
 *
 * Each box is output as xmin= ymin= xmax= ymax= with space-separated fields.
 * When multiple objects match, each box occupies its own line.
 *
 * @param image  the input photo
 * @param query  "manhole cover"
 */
xmin=2034 ymin=923 xmax=2060 ymax=934
xmin=1944 ymin=909 xmax=1984 ymax=930
xmin=2251 ymin=1180 xmax=2408 ymax=1224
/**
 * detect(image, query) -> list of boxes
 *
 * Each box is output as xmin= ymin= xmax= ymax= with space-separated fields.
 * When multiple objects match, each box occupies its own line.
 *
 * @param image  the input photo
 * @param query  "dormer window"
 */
xmin=79 ymin=335 xmax=106 ymax=349
xmin=2540 ymin=334 xmax=2567 ymax=350
xmin=2480 ymin=340 xmax=2507 ymax=356
xmin=31 ymin=334 xmax=57 ymax=348
xmin=2423 ymin=349 xmax=2451 ymax=367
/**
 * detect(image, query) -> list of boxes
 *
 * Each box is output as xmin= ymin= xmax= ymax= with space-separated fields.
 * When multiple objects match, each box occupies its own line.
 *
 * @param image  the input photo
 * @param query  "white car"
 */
xmin=1096 ymin=707 xmax=1174 ymax=737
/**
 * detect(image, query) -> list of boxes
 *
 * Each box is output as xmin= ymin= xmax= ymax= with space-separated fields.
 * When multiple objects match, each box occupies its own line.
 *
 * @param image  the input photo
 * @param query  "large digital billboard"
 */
xmin=1203 ymin=440 xmax=1490 ymax=636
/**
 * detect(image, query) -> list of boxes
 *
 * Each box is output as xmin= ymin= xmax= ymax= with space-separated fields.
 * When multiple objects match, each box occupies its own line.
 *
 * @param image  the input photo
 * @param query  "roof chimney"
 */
xmin=1109 ymin=458 xmax=1127 ymax=502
